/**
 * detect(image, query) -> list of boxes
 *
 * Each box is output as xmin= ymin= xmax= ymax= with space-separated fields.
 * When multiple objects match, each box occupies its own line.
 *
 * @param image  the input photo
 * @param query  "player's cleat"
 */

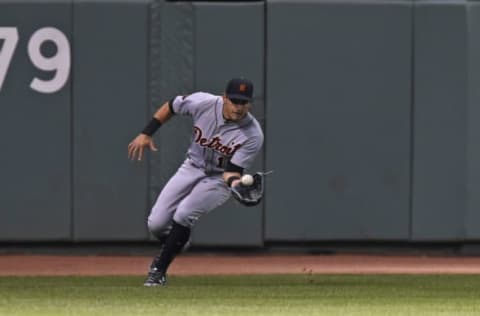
xmin=143 ymin=268 xmax=167 ymax=287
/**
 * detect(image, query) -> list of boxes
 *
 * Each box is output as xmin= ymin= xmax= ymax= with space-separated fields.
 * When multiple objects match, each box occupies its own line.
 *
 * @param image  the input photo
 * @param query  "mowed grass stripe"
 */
xmin=0 ymin=275 xmax=480 ymax=316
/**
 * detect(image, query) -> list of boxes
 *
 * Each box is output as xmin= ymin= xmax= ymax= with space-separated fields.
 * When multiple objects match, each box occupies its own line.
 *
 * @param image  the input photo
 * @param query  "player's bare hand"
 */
xmin=128 ymin=134 xmax=158 ymax=161
xmin=231 ymin=179 xmax=241 ymax=187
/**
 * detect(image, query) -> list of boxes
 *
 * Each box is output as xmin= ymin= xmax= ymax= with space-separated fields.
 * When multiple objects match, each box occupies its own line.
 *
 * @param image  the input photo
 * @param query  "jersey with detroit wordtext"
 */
xmin=171 ymin=92 xmax=263 ymax=174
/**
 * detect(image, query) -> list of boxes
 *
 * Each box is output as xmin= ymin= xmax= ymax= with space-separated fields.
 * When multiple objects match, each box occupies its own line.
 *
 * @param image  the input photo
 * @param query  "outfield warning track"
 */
xmin=1 ymin=254 xmax=480 ymax=276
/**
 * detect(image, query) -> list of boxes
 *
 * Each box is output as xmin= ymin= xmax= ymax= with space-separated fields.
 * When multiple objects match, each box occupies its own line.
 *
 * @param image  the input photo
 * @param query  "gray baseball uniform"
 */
xmin=147 ymin=92 xmax=264 ymax=238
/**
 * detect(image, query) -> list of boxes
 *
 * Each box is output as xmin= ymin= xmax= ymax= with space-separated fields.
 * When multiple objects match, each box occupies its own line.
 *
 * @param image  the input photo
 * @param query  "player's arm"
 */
xmin=223 ymin=132 xmax=264 ymax=187
xmin=223 ymin=161 xmax=244 ymax=188
xmin=152 ymin=100 xmax=174 ymax=123
xmin=128 ymin=101 xmax=174 ymax=161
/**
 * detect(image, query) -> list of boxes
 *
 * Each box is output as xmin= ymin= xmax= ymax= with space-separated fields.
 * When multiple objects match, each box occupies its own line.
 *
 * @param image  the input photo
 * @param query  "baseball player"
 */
xmin=128 ymin=78 xmax=264 ymax=286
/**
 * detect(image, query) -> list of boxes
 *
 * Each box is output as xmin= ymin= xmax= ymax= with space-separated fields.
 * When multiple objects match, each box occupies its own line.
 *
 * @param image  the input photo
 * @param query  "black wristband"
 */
xmin=226 ymin=176 xmax=240 ymax=187
xmin=141 ymin=117 xmax=162 ymax=136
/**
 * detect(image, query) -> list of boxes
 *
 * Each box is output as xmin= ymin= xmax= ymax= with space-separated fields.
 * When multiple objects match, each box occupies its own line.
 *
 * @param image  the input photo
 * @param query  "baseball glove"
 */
xmin=230 ymin=172 xmax=266 ymax=207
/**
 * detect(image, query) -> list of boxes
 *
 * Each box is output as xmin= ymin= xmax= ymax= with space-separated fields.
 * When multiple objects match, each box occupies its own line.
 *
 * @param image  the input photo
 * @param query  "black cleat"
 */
xmin=143 ymin=268 xmax=167 ymax=287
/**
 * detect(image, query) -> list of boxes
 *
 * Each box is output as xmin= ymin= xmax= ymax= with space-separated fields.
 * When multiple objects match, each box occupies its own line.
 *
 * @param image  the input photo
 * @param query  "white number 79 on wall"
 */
xmin=0 ymin=27 xmax=71 ymax=94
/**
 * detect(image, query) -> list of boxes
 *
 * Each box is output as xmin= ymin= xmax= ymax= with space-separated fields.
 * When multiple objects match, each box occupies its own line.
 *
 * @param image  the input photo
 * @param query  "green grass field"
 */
xmin=1 ymin=274 xmax=480 ymax=316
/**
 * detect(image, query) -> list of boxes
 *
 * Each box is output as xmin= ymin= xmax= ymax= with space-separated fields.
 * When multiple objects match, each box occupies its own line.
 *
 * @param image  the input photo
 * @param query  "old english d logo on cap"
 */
xmin=225 ymin=78 xmax=253 ymax=101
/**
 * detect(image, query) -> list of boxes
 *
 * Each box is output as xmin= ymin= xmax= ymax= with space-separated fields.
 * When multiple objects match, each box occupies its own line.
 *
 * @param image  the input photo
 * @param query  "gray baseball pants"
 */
xmin=147 ymin=159 xmax=231 ymax=238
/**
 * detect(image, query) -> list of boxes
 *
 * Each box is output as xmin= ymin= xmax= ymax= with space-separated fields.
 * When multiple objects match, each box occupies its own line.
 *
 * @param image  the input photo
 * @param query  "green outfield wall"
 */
xmin=1 ymin=0 xmax=480 ymax=246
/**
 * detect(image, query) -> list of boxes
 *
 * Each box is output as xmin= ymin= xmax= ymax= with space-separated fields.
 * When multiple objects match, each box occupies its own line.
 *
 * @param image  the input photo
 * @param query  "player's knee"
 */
xmin=173 ymin=211 xmax=199 ymax=229
xmin=147 ymin=217 xmax=171 ymax=240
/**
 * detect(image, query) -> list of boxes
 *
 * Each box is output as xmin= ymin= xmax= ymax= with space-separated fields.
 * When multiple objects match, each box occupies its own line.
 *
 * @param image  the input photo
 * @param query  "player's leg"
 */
xmin=150 ymin=176 xmax=230 ymax=279
xmin=147 ymin=159 xmax=204 ymax=239
xmin=144 ymin=160 xmax=205 ymax=286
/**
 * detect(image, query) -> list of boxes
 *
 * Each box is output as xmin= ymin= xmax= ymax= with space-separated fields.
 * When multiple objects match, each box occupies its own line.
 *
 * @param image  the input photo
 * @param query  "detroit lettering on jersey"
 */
xmin=172 ymin=92 xmax=264 ymax=174
xmin=193 ymin=126 xmax=242 ymax=156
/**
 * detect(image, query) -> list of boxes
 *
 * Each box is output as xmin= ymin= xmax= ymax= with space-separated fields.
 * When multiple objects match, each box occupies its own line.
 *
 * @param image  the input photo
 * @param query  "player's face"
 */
xmin=222 ymin=96 xmax=251 ymax=122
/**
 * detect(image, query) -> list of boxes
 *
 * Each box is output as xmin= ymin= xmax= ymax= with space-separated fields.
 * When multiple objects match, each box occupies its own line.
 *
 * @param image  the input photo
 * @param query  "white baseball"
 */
xmin=241 ymin=174 xmax=254 ymax=186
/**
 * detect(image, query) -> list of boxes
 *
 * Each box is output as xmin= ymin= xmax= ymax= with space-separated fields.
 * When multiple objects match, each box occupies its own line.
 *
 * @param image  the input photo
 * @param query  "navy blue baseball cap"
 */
xmin=225 ymin=78 xmax=254 ymax=102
